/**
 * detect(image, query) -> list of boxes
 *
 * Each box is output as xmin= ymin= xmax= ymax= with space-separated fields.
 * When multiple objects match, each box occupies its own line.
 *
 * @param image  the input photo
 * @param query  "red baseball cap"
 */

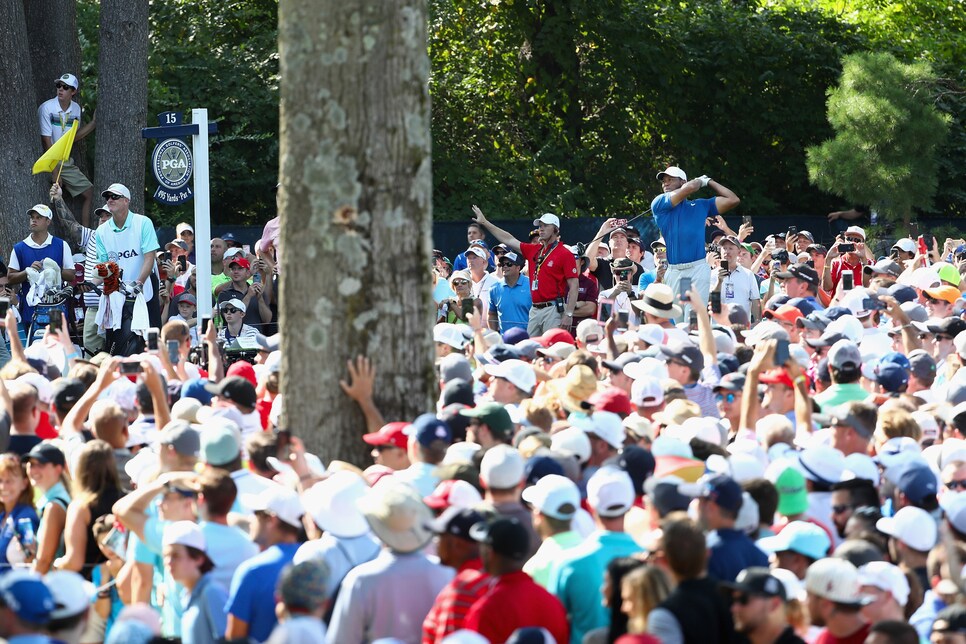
xmin=759 ymin=368 xmax=794 ymax=389
xmin=588 ymin=387 xmax=633 ymax=416
xmin=229 ymin=257 xmax=251 ymax=270
xmin=226 ymin=361 xmax=257 ymax=387
xmin=424 ymin=479 xmax=483 ymax=511
xmin=536 ymin=328 xmax=576 ymax=348
xmin=362 ymin=422 xmax=409 ymax=449
xmin=764 ymin=304 xmax=804 ymax=324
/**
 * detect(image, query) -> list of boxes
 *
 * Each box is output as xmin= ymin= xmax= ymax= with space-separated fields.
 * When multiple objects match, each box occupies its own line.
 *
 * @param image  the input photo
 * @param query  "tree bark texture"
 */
xmin=94 ymin=0 xmax=148 ymax=214
xmin=24 ymin=0 xmax=93 ymax=198
xmin=24 ymin=1 xmax=83 ymax=109
xmin=278 ymin=0 xmax=436 ymax=463
xmin=0 ymin=1 xmax=47 ymax=254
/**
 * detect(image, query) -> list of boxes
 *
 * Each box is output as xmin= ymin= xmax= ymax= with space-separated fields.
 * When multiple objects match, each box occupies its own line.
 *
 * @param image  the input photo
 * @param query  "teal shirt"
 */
xmin=547 ymin=531 xmax=643 ymax=644
xmin=814 ymin=383 xmax=869 ymax=412
xmin=94 ymin=211 xmax=161 ymax=262
xmin=524 ymin=530 xmax=584 ymax=589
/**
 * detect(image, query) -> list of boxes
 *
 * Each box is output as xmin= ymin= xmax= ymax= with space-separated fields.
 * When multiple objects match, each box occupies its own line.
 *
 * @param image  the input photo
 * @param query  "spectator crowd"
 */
xmin=4 ymin=77 xmax=966 ymax=644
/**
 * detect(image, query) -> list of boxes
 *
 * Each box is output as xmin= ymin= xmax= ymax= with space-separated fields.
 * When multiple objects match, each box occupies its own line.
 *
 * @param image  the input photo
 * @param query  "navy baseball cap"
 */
xmin=824 ymin=306 xmax=852 ymax=321
xmin=0 ymin=570 xmax=56 ymax=624
xmin=405 ymin=414 xmax=453 ymax=447
xmin=679 ymin=473 xmax=743 ymax=513
xmin=886 ymin=284 xmax=918 ymax=304
xmin=870 ymin=362 xmax=909 ymax=394
xmin=786 ymin=297 xmax=818 ymax=317
xmin=896 ymin=459 xmax=938 ymax=503
xmin=524 ymin=456 xmax=565 ymax=487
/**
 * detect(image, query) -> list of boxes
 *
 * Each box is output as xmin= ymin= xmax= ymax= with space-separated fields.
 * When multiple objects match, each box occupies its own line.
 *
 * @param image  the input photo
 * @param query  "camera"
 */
xmin=773 ymin=250 xmax=789 ymax=264
xmin=615 ymin=270 xmax=631 ymax=281
xmin=554 ymin=298 xmax=565 ymax=313
xmin=839 ymin=243 xmax=856 ymax=253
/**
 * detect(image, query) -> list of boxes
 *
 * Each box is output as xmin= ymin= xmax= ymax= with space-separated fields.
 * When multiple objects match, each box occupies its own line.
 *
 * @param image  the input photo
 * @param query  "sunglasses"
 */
xmin=498 ymin=262 xmax=516 ymax=268
xmin=831 ymin=504 xmax=855 ymax=514
xmin=715 ymin=393 xmax=737 ymax=404
xmin=947 ymin=480 xmax=966 ymax=491
xmin=55 ymin=83 xmax=72 ymax=90
xmin=105 ymin=193 xmax=124 ymax=201
xmin=221 ymin=308 xmax=240 ymax=314
xmin=845 ymin=237 xmax=863 ymax=243
xmin=732 ymin=593 xmax=755 ymax=606
xmin=452 ymin=280 xmax=470 ymax=286
xmin=937 ymin=334 xmax=954 ymax=342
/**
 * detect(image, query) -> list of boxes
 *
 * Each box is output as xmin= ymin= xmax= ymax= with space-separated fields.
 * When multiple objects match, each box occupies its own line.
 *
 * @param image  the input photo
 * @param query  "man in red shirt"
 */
xmin=804 ymin=558 xmax=871 ymax=644
xmin=422 ymin=508 xmax=489 ymax=643
xmin=464 ymin=516 xmax=569 ymax=644
xmin=472 ymin=206 xmax=579 ymax=337
xmin=822 ymin=226 xmax=873 ymax=294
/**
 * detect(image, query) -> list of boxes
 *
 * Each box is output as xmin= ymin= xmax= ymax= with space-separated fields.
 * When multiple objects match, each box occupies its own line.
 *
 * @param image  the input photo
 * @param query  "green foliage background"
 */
xmin=74 ymin=0 xmax=964 ymax=226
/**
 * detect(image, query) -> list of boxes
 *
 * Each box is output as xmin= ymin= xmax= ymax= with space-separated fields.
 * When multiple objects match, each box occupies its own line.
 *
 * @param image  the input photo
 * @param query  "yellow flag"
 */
xmin=32 ymin=121 xmax=78 ymax=175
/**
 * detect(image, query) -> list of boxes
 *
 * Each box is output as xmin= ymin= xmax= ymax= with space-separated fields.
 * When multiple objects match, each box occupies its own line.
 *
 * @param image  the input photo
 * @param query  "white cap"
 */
xmin=221 ymin=297 xmax=247 ymax=314
xmin=586 ymin=466 xmax=635 ymax=517
xmin=434 ymin=323 xmax=470 ymax=350
xmin=858 ymin=561 xmax=910 ymax=607
xmin=551 ymin=427 xmax=591 ymax=464
xmin=827 ymin=315 xmax=864 ymax=343
xmin=45 ymin=571 xmax=96 ymax=620
xmin=656 ymin=166 xmax=688 ymax=181
xmin=877 ymin=506 xmax=938 ymax=551
xmin=56 ymin=73 xmax=79 ymax=89
xmin=480 ymin=444 xmax=525 ymax=489
xmin=533 ymin=213 xmax=561 ymax=228
xmin=664 ymin=417 xmax=723 ymax=447
xmin=845 ymin=225 xmax=866 ymax=240
xmin=101 ymin=183 xmax=131 ymax=200
xmin=443 ymin=441 xmax=482 ymax=466
xmin=162 ymin=520 xmax=206 ymax=551
xmin=241 ymin=484 xmax=305 ymax=528
xmin=630 ymin=376 xmax=664 ymax=408
xmin=624 ymin=357 xmax=669 ymax=382
xmin=742 ymin=321 xmax=789 ymax=348
xmin=841 ymin=453 xmax=880 ymax=486
xmin=798 ymin=445 xmax=846 ymax=485
xmin=892 ymin=238 xmax=917 ymax=254
xmin=522 ymin=474 xmax=580 ymax=520
xmin=301 ymin=471 xmax=369 ymax=538
xmin=650 ymin=435 xmax=693 ymax=459
xmin=176 ymin=222 xmax=195 ymax=235
xmin=484 ymin=359 xmax=536 ymax=395
xmin=223 ymin=246 xmax=245 ymax=260
xmin=805 ymin=558 xmax=868 ymax=604
xmin=581 ymin=411 xmax=625 ymax=449
xmin=771 ymin=567 xmax=806 ymax=602
xmin=637 ymin=324 xmax=665 ymax=347
xmin=28 ymin=204 xmax=53 ymax=220
xmin=15 ymin=372 xmax=53 ymax=405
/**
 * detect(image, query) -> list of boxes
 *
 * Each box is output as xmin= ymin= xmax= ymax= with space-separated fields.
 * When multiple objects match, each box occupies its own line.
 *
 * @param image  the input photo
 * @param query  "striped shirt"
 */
xmin=82 ymin=228 xmax=99 ymax=308
xmin=422 ymin=561 xmax=490 ymax=644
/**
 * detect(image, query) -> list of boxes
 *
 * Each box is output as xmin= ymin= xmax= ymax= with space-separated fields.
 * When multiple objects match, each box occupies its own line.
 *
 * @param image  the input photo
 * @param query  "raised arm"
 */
xmin=586 ymin=218 xmax=619 ymax=272
xmin=471 ymin=206 xmax=522 ymax=253
xmin=49 ymin=183 xmax=85 ymax=251
xmin=709 ymin=180 xmax=741 ymax=215
xmin=338 ymin=356 xmax=386 ymax=435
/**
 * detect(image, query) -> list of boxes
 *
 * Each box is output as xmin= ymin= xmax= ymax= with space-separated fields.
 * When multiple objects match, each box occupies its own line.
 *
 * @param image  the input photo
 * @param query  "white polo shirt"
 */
xmin=710 ymin=264 xmax=760 ymax=313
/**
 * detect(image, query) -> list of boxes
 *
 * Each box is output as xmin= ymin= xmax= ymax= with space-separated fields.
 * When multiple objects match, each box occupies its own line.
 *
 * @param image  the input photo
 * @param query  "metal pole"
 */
xmin=192 ymin=108 xmax=212 ymax=327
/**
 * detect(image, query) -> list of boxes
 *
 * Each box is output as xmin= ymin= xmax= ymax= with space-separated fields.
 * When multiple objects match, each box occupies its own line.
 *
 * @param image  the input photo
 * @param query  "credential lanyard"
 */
xmin=532 ymin=241 xmax=558 ymax=291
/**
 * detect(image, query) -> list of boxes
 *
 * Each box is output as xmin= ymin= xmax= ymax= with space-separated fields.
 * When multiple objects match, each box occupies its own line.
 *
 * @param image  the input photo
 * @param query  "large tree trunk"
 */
xmin=24 ymin=1 xmax=83 ymax=109
xmin=278 ymin=0 xmax=436 ymax=464
xmin=0 ymin=2 xmax=46 ymax=253
xmin=94 ymin=0 xmax=149 ymax=214
xmin=24 ymin=0 xmax=88 ymax=250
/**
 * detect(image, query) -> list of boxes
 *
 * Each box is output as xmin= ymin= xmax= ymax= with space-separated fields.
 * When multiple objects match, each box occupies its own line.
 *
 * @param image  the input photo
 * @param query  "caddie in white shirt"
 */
xmin=94 ymin=183 xmax=161 ymax=354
